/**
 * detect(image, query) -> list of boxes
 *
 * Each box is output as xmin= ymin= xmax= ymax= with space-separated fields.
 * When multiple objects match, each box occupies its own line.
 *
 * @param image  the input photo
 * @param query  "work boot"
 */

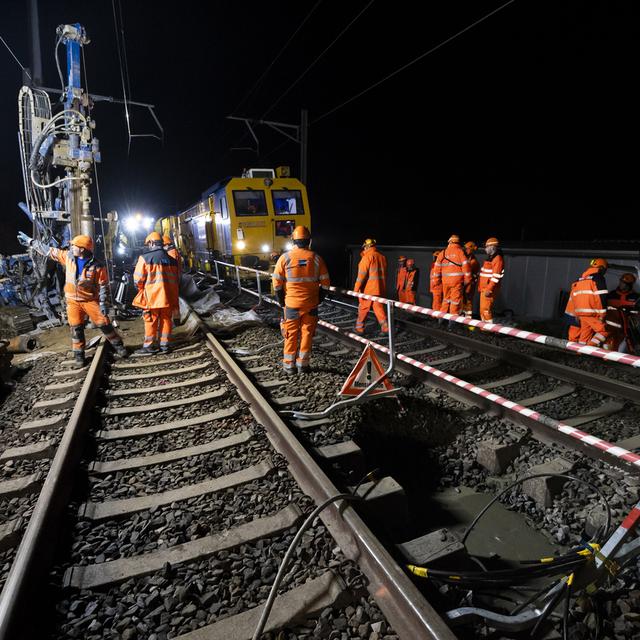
xmin=297 ymin=364 xmax=311 ymax=374
xmin=114 ymin=343 xmax=129 ymax=358
xmin=159 ymin=345 xmax=171 ymax=354
xmin=134 ymin=345 xmax=159 ymax=356
xmin=283 ymin=365 xmax=296 ymax=376
xmin=72 ymin=351 xmax=86 ymax=369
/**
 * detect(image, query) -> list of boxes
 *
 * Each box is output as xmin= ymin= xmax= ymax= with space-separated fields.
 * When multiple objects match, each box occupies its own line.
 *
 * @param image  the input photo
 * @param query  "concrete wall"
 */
xmin=346 ymin=245 xmax=640 ymax=321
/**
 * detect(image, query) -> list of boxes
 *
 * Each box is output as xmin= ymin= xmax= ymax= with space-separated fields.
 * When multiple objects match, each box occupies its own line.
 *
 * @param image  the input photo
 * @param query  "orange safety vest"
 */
xmin=606 ymin=288 xmax=639 ymax=332
xmin=49 ymin=248 xmax=109 ymax=303
xmin=403 ymin=268 xmax=419 ymax=294
xmin=354 ymin=247 xmax=387 ymax=296
xmin=467 ymin=254 xmax=480 ymax=283
xmin=430 ymin=253 xmax=443 ymax=293
xmin=433 ymin=243 xmax=471 ymax=286
xmin=565 ymin=267 xmax=608 ymax=318
xmin=272 ymin=247 xmax=330 ymax=309
xmin=479 ymin=253 xmax=505 ymax=294
xmin=396 ymin=266 xmax=407 ymax=295
xmin=133 ymin=247 xmax=179 ymax=309
xmin=167 ymin=245 xmax=182 ymax=277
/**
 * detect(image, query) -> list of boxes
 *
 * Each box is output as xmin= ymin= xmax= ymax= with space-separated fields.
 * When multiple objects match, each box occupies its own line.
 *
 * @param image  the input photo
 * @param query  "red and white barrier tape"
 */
xmin=318 ymin=318 xmax=640 ymax=471
xmin=329 ymin=287 xmax=640 ymax=369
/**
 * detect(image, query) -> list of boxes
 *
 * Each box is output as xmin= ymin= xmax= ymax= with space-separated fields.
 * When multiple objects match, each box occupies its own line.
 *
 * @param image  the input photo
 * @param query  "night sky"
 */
xmin=1 ymin=1 xmax=639 ymax=276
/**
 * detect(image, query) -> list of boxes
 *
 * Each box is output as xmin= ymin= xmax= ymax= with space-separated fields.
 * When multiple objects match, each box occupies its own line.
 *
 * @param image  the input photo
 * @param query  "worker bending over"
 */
xmin=478 ymin=237 xmax=505 ymax=322
xmin=564 ymin=258 xmax=609 ymax=347
xmin=18 ymin=232 xmax=127 ymax=368
xmin=401 ymin=258 xmax=419 ymax=304
xmin=133 ymin=232 xmax=179 ymax=355
xmin=432 ymin=235 xmax=471 ymax=315
xmin=396 ymin=255 xmax=407 ymax=301
xmin=462 ymin=241 xmax=480 ymax=319
xmin=272 ymin=226 xmax=330 ymax=374
xmin=354 ymin=238 xmax=388 ymax=334
xmin=430 ymin=249 xmax=443 ymax=311
xmin=605 ymin=273 xmax=639 ymax=353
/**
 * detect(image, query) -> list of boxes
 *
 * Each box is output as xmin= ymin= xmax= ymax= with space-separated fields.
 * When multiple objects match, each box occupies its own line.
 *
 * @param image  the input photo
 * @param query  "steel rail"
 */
xmin=0 ymin=341 xmax=108 ymax=640
xmin=193 ymin=309 xmax=456 ymax=640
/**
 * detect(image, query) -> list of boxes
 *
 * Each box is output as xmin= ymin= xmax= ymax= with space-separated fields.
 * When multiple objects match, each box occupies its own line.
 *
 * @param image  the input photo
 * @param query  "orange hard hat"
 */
xmin=485 ymin=237 xmax=499 ymax=247
xmin=621 ymin=273 xmax=637 ymax=285
xmin=363 ymin=238 xmax=376 ymax=248
xmin=145 ymin=231 xmax=162 ymax=244
xmin=71 ymin=235 xmax=94 ymax=252
xmin=590 ymin=258 xmax=608 ymax=269
xmin=162 ymin=235 xmax=171 ymax=245
xmin=398 ymin=255 xmax=407 ymax=262
xmin=464 ymin=241 xmax=477 ymax=252
xmin=433 ymin=249 xmax=440 ymax=257
xmin=292 ymin=225 xmax=311 ymax=240
xmin=406 ymin=258 xmax=415 ymax=267
xmin=448 ymin=234 xmax=460 ymax=244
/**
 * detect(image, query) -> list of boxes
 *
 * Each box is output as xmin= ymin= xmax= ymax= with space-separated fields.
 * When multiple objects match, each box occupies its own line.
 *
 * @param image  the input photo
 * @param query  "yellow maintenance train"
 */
xmin=156 ymin=167 xmax=311 ymax=271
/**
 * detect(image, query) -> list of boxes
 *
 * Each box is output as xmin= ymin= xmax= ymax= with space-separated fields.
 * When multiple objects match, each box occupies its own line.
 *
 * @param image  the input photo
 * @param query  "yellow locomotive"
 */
xmin=156 ymin=166 xmax=311 ymax=271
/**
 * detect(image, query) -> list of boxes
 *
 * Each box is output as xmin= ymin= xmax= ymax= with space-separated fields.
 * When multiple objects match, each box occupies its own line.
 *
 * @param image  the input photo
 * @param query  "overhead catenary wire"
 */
xmin=260 ymin=0 xmax=376 ymax=120
xmin=312 ymin=0 xmax=517 ymax=125
xmin=0 ymin=33 xmax=32 ymax=80
xmin=112 ymin=0 xmax=132 ymax=154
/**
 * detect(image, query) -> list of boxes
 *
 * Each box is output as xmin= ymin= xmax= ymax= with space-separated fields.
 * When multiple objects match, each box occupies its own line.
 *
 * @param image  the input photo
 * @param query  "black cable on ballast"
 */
xmin=461 ymin=473 xmax=612 ymax=547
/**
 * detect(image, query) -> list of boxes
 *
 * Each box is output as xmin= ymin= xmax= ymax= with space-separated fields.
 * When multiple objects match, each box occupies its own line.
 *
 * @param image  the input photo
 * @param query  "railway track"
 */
xmin=0 ymin=309 xmax=448 ymax=640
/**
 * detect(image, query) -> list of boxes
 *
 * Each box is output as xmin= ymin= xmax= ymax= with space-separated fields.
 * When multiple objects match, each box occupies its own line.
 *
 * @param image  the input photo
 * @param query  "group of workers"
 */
xmin=565 ymin=258 xmax=638 ymax=352
xmin=19 ymin=230 xmax=182 ymax=367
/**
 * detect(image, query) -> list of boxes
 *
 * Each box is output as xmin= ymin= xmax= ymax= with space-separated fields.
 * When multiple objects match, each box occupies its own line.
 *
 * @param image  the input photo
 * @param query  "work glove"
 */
xmin=17 ymin=232 xmax=33 ymax=247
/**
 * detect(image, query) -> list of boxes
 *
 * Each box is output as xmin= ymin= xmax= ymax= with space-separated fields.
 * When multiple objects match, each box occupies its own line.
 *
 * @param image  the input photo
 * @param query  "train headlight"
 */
xmin=285 ymin=242 xmax=293 ymax=250
xmin=236 ymin=240 xmax=246 ymax=250
xmin=261 ymin=244 xmax=270 ymax=253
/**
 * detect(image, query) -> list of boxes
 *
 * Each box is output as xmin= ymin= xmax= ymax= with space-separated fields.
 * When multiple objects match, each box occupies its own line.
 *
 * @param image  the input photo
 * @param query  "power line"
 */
xmin=312 ymin=0 xmax=517 ymax=125
xmin=260 ymin=0 xmax=376 ymax=120
xmin=0 ymin=33 xmax=32 ymax=80
xmin=231 ymin=0 xmax=325 ymax=117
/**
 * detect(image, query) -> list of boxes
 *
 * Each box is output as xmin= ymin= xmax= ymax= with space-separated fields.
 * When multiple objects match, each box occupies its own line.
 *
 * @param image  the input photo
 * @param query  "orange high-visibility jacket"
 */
xmin=478 ymin=253 xmax=505 ymax=294
xmin=272 ymin=247 xmax=330 ymax=309
xmin=433 ymin=244 xmax=471 ymax=286
xmin=468 ymin=255 xmax=480 ymax=283
xmin=565 ymin=267 xmax=608 ymax=318
xmin=396 ymin=266 xmax=407 ymax=295
xmin=430 ymin=253 xmax=443 ymax=293
xmin=403 ymin=268 xmax=419 ymax=293
xmin=167 ymin=246 xmax=182 ymax=277
xmin=132 ymin=247 xmax=179 ymax=309
xmin=354 ymin=247 xmax=387 ymax=296
xmin=49 ymin=248 xmax=109 ymax=303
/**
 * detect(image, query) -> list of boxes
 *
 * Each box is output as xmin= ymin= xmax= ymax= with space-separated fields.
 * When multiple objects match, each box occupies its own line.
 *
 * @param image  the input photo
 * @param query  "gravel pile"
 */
xmin=489 ymin=374 xmax=560 ymax=402
xmin=105 ymin=380 xmax=227 ymax=408
xmin=586 ymin=404 xmax=640 ymax=444
xmin=1 ymin=457 xmax=51 ymax=482
xmin=107 ymin=364 xmax=221 ymax=391
xmin=528 ymin=387 xmax=611 ymax=421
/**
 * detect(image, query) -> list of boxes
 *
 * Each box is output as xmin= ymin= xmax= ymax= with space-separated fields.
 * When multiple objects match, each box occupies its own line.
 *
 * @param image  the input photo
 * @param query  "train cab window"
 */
xmin=275 ymin=220 xmax=295 ymax=237
xmin=272 ymin=190 xmax=304 ymax=215
xmin=233 ymin=190 xmax=267 ymax=216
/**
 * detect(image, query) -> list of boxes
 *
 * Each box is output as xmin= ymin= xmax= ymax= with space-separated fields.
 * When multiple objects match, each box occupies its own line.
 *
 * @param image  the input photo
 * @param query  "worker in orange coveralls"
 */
xmin=462 ymin=241 xmax=480 ymax=319
xmin=478 ymin=237 xmax=505 ymax=322
xmin=272 ymin=226 xmax=330 ymax=374
xmin=564 ymin=258 xmax=609 ymax=347
xmin=133 ymin=232 xmax=180 ymax=355
xmin=429 ymin=249 xmax=443 ymax=311
xmin=396 ymin=255 xmax=407 ymax=301
xmin=432 ymin=235 xmax=471 ymax=315
xmin=162 ymin=234 xmax=182 ymax=324
xmin=18 ymin=233 xmax=128 ymax=368
xmin=354 ymin=238 xmax=388 ymax=334
xmin=401 ymin=258 xmax=419 ymax=304
xmin=605 ymin=273 xmax=639 ymax=353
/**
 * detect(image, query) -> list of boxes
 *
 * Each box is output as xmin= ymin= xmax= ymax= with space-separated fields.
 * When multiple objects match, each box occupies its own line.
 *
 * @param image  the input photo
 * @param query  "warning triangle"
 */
xmin=339 ymin=344 xmax=397 ymax=397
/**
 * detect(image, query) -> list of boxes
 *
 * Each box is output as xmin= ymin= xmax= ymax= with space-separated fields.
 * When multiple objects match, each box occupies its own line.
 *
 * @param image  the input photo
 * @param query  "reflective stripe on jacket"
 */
xmin=565 ymin=267 xmax=608 ymax=318
xmin=132 ymin=248 xmax=179 ymax=309
xmin=272 ymin=247 xmax=330 ymax=309
xmin=354 ymin=247 xmax=387 ymax=295
xmin=430 ymin=253 xmax=443 ymax=293
xmin=478 ymin=253 xmax=505 ymax=294
xmin=403 ymin=268 xmax=419 ymax=293
xmin=49 ymin=248 xmax=109 ymax=303
xmin=433 ymin=243 xmax=471 ymax=286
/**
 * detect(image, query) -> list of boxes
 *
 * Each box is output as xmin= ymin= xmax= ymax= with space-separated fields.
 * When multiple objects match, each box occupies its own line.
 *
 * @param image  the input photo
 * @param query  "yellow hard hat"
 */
xmin=162 ymin=235 xmax=172 ymax=245
xmin=464 ymin=241 xmax=477 ymax=252
xmin=398 ymin=255 xmax=407 ymax=262
xmin=448 ymin=234 xmax=460 ymax=244
xmin=145 ymin=231 xmax=163 ymax=244
xmin=485 ymin=237 xmax=499 ymax=247
xmin=363 ymin=238 xmax=376 ymax=248
xmin=292 ymin=225 xmax=311 ymax=240
xmin=71 ymin=235 xmax=94 ymax=252
xmin=590 ymin=258 xmax=608 ymax=269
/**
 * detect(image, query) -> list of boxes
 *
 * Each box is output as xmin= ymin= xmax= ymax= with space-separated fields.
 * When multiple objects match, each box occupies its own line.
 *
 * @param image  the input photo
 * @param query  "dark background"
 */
xmin=1 ymin=1 xmax=639 ymax=282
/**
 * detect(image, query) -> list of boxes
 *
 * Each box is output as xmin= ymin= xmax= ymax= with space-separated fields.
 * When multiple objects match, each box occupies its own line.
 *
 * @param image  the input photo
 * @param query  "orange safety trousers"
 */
xmin=404 ymin=290 xmax=416 ymax=305
xmin=480 ymin=291 xmax=497 ymax=322
xmin=441 ymin=283 xmax=463 ymax=314
xmin=282 ymin=307 xmax=318 ymax=369
xmin=431 ymin=290 xmax=442 ymax=311
xmin=568 ymin=325 xmax=581 ymax=342
xmin=143 ymin=308 xmax=173 ymax=349
xmin=463 ymin=286 xmax=476 ymax=318
xmin=356 ymin=299 xmax=388 ymax=333
xmin=67 ymin=299 xmax=121 ymax=353
xmin=578 ymin=317 xmax=608 ymax=347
